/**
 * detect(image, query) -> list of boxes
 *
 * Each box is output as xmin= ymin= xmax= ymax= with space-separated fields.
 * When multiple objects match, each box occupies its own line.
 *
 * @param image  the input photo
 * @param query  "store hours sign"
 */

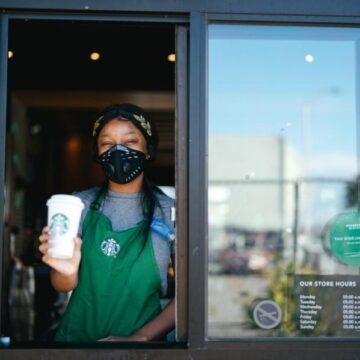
xmin=294 ymin=275 xmax=360 ymax=335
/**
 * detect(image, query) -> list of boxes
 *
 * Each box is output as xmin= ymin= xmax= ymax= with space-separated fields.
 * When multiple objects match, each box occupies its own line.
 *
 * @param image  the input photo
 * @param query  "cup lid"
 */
xmin=47 ymin=194 xmax=84 ymax=209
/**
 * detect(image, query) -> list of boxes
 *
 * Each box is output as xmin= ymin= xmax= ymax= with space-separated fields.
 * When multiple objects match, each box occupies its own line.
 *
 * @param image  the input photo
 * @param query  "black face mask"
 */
xmin=98 ymin=144 xmax=146 ymax=184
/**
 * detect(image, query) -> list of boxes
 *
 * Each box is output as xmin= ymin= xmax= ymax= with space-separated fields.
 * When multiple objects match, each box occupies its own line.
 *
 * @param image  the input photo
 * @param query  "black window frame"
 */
xmin=0 ymin=9 xmax=189 ymax=357
xmin=1 ymin=1 xmax=360 ymax=359
xmin=189 ymin=10 xmax=360 ymax=357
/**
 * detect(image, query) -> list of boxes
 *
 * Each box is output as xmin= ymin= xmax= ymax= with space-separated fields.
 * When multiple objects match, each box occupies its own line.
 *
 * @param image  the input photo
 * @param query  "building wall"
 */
xmin=209 ymin=135 xmax=302 ymax=231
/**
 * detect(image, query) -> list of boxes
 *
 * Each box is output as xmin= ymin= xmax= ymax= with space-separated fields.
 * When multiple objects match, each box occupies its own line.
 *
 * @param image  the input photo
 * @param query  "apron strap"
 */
xmin=90 ymin=188 xmax=106 ymax=211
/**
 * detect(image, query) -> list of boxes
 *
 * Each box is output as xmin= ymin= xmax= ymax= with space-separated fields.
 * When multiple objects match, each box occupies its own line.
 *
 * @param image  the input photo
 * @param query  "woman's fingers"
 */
xmin=41 ymin=255 xmax=64 ymax=274
xmin=41 ymin=254 xmax=53 ymax=267
xmin=42 ymin=253 xmax=80 ymax=276
xmin=72 ymin=237 xmax=82 ymax=262
xmin=38 ymin=227 xmax=83 ymax=275
xmin=40 ymin=226 xmax=49 ymax=236
xmin=74 ymin=236 xmax=82 ymax=251
xmin=38 ymin=241 xmax=53 ymax=255
xmin=39 ymin=233 xmax=49 ymax=243
xmin=38 ymin=227 xmax=52 ymax=255
xmin=98 ymin=336 xmax=111 ymax=341
xmin=39 ymin=226 xmax=51 ymax=243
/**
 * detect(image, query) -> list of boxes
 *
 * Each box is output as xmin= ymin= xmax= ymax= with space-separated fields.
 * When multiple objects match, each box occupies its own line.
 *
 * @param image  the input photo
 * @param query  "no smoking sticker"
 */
xmin=253 ymin=300 xmax=282 ymax=329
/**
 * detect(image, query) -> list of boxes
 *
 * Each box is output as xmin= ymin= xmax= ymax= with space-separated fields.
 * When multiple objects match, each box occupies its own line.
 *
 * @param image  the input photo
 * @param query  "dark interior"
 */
xmin=4 ymin=19 xmax=176 ymax=342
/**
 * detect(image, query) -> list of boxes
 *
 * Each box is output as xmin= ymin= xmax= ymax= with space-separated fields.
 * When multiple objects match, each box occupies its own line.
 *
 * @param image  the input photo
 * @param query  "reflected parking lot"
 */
xmin=208 ymin=274 xmax=269 ymax=337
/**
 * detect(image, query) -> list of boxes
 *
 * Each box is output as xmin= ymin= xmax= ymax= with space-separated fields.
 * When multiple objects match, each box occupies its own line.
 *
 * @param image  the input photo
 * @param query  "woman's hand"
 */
xmin=98 ymin=334 xmax=148 ymax=342
xmin=98 ymin=297 xmax=175 ymax=343
xmin=38 ymin=226 xmax=82 ymax=276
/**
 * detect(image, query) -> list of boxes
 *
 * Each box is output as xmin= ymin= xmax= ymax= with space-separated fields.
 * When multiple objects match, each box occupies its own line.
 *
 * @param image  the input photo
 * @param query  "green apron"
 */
xmin=55 ymin=191 xmax=162 ymax=342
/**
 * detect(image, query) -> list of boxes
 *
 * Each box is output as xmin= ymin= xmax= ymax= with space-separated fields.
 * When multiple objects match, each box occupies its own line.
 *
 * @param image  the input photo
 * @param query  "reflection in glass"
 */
xmin=208 ymin=25 xmax=360 ymax=338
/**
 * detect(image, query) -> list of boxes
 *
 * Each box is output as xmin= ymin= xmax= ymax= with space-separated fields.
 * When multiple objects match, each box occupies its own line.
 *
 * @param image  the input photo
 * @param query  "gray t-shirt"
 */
xmin=73 ymin=187 xmax=175 ymax=296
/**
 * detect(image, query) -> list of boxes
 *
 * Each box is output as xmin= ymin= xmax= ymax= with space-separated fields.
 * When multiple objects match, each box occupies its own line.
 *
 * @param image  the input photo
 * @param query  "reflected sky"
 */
xmin=209 ymin=25 xmax=359 ymax=179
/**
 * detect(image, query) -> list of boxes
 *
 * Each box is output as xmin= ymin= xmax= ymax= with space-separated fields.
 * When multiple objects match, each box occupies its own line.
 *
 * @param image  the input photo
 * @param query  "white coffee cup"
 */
xmin=46 ymin=194 xmax=84 ymax=259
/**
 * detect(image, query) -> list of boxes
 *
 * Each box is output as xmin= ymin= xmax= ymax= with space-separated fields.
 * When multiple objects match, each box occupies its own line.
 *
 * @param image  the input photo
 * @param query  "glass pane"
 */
xmin=208 ymin=24 xmax=360 ymax=338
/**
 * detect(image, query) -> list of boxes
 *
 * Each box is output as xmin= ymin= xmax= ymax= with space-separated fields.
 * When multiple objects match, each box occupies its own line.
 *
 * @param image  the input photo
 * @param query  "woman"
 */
xmin=38 ymin=103 xmax=176 ymax=343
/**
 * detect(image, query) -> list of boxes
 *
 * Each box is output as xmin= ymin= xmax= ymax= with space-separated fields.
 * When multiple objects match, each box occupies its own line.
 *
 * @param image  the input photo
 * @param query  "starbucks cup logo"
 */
xmin=50 ymin=213 xmax=70 ymax=236
xmin=46 ymin=194 xmax=84 ymax=259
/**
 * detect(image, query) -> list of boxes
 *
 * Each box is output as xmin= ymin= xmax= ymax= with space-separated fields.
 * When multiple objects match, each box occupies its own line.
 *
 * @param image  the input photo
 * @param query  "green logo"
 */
xmin=50 ymin=213 xmax=70 ymax=236
xmin=329 ymin=211 xmax=360 ymax=266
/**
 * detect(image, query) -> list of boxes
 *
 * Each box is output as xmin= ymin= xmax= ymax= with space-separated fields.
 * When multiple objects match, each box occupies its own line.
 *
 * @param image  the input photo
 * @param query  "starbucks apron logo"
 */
xmin=101 ymin=238 xmax=120 ymax=257
xmin=50 ymin=213 xmax=70 ymax=236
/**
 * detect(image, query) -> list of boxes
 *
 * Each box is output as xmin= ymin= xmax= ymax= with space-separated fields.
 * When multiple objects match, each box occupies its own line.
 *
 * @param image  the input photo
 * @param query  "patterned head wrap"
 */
xmin=92 ymin=103 xmax=158 ymax=160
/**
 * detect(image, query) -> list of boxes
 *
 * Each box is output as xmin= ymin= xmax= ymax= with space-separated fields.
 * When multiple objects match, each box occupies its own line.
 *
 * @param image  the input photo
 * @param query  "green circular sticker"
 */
xmin=329 ymin=211 xmax=360 ymax=266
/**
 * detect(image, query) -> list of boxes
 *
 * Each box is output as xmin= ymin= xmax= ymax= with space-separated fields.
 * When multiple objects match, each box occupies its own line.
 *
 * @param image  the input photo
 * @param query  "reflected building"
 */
xmin=209 ymin=134 xmax=302 ymax=231
xmin=208 ymin=133 xmax=358 ymax=275
xmin=209 ymin=134 xmax=303 ymax=270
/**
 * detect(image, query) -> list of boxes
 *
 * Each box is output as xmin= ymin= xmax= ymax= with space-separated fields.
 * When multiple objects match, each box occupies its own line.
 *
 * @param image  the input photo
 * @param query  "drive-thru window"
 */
xmin=1 ymin=1 xmax=360 ymax=359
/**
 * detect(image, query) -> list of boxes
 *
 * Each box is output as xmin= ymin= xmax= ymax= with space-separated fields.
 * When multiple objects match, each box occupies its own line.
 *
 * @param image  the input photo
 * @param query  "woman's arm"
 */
xmin=50 ymin=267 xmax=79 ymax=293
xmin=132 ymin=297 xmax=175 ymax=341
xmin=39 ymin=226 xmax=82 ymax=292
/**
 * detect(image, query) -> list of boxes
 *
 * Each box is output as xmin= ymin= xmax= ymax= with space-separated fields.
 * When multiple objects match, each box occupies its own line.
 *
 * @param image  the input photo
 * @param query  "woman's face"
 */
xmin=97 ymin=118 xmax=148 ymax=156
